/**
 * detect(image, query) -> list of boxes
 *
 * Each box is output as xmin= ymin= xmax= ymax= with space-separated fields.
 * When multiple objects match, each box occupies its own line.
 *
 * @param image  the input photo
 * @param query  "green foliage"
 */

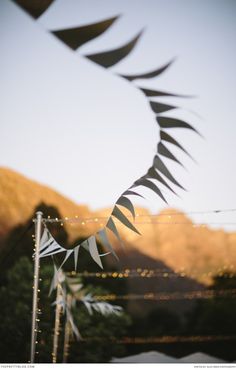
xmin=146 ymin=308 xmax=182 ymax=336
xmin=181 ymin=273 xmax=236 ymax=361
xmin=186 ymin=273 xmax=236 ymax=336
xmin=0 ymin=254 xmax=131 ymax=363
xmin=212 ymin=273 xmax=236 ymax=290
xmin=129 ymin=306 xmax=182 ymax=340
xmin=0 ymin=256 xmax=32 ymax=362
xmin=0 ymin=256 xmax=55 ymax=363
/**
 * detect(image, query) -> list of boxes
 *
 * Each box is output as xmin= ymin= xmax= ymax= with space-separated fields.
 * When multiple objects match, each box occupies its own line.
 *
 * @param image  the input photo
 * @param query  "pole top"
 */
xmin=36 ymin=211 xmax=43 ymax=216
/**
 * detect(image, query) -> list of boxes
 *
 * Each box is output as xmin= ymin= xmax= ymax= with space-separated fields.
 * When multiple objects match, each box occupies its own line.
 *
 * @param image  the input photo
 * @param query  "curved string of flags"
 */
xmin=17 ymin=1 xmax=200 ymax=262
xmin=39 ymin=226 xmax=110 ymax=270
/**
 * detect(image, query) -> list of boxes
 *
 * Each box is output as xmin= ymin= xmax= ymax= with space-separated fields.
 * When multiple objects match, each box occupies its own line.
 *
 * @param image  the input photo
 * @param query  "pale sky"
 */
xmin=1 ymin=0 xmax=236 ymax=229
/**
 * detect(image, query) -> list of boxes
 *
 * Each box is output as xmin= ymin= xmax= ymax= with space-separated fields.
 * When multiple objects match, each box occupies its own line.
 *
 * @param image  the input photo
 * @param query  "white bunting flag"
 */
xmin=39 ymin=228 xmax=66 ymax=258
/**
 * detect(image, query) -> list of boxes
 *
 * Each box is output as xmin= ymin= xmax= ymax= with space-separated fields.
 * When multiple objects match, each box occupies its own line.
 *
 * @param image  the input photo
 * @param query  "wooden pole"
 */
xmin=63 ymin=294 xmax=72 ymax=363
xmin=52 ymin=284 xmax=63 ymax=363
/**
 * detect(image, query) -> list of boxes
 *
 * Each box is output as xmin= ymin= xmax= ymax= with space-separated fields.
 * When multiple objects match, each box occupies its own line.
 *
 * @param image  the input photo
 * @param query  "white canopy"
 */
xmin=180 ymin=352 xmax=225 ymax=363
xmin=111 ymin=351 xmax=178 ymax=363
xmin=111 ymin=350 xmax=226 ymax=363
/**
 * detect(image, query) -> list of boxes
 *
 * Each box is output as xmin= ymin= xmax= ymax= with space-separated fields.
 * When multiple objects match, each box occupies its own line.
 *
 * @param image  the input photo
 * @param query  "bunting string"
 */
xmin=38 ymin=226 xmax=109 ymax=270
xmin=33 ymin=205 xmax=236 ymax=278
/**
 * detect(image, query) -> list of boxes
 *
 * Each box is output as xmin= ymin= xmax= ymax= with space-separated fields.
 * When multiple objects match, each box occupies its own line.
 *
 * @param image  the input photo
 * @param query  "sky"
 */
xmin=1 ymin=0 xmax=236 ymax=230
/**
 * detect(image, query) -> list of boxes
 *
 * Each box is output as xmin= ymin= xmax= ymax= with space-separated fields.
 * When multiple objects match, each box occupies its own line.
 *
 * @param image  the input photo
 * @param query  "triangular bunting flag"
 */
xmin=59 ymin=250 xmax=74 ymax=270
xmin=73 ymin=245 xmax=80 ymax=271
xmin=97 ymin=228 xmax=119 ymax=260
xmin=106 ymin=216 xmax=125 ymax=249
xmin=88 ymin=236 xmax=103 ymax=269
xmin=39 ymin=228 xmax=66 ymax=258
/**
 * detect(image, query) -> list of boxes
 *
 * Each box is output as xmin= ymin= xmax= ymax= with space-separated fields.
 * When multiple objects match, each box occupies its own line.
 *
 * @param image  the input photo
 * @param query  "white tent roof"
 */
xmin=180 ymin=352 xmax=225 ymax=363
xmin=111 ymin=351 xmax=226 ymax=363
xmin=111 ymin=351 xmax=178 ymax=363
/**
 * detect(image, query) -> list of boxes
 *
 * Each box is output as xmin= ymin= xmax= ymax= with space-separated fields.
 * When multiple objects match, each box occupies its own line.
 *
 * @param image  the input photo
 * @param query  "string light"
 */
xmin=40 ymin=219 xmax=236 ymax=227
xmin=84 ymin=335 xmax=236 ymax=344
xmin=67 ymin=267 xmax=236 ymax=280
xmin=43 ymin=219 xmax=236 ymax=225
xmin=42 ymin=219 xmax=236 ymax=228
xmin=36 ymin=207 xmax=236 ymax=225
xmin=93 ymin=288 xmax=236 ymax=302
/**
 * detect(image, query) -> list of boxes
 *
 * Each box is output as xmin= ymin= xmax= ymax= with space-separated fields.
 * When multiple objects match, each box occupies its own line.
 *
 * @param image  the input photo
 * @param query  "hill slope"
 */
xmin=0 ymin=167 xmax=98 ymax=240
xmin=117 ymin=210 xmax=236 ymax=284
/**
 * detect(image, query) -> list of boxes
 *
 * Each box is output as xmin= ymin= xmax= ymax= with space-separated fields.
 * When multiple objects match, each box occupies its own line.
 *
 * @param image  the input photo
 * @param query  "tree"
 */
xmin=185 ymin=273 xmax=236 ymax=361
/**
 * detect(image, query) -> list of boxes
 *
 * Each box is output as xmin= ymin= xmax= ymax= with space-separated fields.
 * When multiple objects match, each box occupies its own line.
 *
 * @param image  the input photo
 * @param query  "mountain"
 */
xmin=0 ymin=167 xmax=236 ymax=284
xmin=115 ymin=210 xmax=236 ymax=284
xmin=0 ymin=167 xmax=100 ymax=241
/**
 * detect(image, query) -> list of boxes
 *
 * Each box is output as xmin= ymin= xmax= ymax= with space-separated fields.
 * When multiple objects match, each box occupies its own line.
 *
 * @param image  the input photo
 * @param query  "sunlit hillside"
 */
xmin=0 ymin=167 xmax=99 ymax=240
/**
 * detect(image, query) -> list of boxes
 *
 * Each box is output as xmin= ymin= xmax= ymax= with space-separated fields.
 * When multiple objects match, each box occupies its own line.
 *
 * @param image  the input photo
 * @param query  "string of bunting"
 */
xmin=38 ymin=226 xmax=113 ymax=270
xmin=24 ymin=0 xmax=205 ymax=254
xmin=12 ymin=4 xmax=205 ymax=262
xmin=36 ymin=214 xmax=236 ymax=263
xmin=35 ymin=212 xmax=236 ymax=276
xmin=37 ymin=221 xmax=236 ymax=291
